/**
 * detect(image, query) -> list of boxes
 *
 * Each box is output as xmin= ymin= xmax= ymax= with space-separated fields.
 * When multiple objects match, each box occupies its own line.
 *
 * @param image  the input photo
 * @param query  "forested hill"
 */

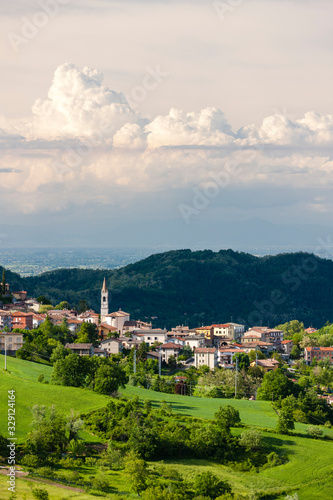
xmin=2 ymin=249 xmax=333 ymax=329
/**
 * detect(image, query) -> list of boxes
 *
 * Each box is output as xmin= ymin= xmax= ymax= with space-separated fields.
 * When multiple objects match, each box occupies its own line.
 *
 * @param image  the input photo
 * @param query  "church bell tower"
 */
xmin=101 ymin=277 xmax=109 ymax=319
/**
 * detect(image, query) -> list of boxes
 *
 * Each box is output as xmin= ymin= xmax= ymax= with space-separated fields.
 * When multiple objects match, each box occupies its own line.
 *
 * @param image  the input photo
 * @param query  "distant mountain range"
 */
xmin=2 ymin=249 xmax=333 ymax=329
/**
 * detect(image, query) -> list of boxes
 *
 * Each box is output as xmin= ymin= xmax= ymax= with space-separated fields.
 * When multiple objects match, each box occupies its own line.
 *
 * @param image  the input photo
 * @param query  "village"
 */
xmin=0 ymin=276 xmax=331 ymax=376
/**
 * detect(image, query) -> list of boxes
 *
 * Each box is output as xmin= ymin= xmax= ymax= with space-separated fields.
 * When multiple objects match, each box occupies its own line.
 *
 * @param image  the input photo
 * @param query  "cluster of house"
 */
xmin=0 ymin=278 xmax=330 ymax=371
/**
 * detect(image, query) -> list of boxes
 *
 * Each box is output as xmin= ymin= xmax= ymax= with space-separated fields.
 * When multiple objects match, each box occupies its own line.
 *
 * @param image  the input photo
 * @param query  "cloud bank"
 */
xmin=1 ymin=63 xmax=333 ymax=218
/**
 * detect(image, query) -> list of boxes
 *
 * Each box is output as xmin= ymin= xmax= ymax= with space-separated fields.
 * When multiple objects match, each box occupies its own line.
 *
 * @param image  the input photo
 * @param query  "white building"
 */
xmin=104 ymin=309 xmax=130 ymax=333
xmin=100 ymin=278 xmax=109 ymax=320
xmin=194 ymin=347 xmax=218 ymax=370
xmin=132 ymin=329 xmax=168 ymax=346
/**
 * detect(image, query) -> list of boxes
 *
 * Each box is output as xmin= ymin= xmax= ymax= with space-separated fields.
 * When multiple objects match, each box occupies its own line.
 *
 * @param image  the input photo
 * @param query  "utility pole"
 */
xmin=159 ymin=348 xmax=162 ymax=377
xmin=235 ymin=357 xmax=238 ymax=398
xmin=256 ymin=352 xmax=258 ymax=366
xmin=133 ymin=348 xmax=136 ymax=374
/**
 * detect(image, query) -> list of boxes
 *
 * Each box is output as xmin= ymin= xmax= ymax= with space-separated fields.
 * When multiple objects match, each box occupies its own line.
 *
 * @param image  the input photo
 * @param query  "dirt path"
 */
xmin=0 ymin=468 xmax=85 ymax=493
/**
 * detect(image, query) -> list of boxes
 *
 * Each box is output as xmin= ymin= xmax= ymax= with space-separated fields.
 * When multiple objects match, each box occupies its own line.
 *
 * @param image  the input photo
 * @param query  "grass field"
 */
xmin=0 ymin=355 xmax=109 ymax=443
xmin=1 ymin=356 xmax=333 ymax=500
xmin=121 ymin=385 xmax=333 ymax=437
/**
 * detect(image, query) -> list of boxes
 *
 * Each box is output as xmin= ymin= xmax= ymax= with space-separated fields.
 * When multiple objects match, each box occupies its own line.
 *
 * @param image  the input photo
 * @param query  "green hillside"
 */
xmin=2 ymin=249 xmax=333 ymax=328
xmin=0 ymin=356 xmax=109 ymax=442
xmin=1 ymin=357 xmax=333 ymax=500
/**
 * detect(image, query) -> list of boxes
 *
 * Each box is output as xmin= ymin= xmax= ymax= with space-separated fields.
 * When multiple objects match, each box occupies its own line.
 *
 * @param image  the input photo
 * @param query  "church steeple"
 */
xmin=101 ymin=277 xmax=109 ymax=318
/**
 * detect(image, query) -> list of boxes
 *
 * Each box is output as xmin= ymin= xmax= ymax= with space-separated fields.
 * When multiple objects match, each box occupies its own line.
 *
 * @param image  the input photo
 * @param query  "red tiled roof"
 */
xmin=161 ymin=343 xmax=182 ymax=349
xmin=195 ymin=348 xmax=216 ymax=353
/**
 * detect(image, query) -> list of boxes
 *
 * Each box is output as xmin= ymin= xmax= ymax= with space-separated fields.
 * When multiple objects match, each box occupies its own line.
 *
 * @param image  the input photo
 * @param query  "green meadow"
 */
xmin=0 ymin=356 xmax=333 ymax=500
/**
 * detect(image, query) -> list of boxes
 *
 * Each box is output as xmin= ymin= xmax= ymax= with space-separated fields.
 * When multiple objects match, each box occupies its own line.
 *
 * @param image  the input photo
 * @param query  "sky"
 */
xmin=0 ymin=0 xmax=333 ymax=251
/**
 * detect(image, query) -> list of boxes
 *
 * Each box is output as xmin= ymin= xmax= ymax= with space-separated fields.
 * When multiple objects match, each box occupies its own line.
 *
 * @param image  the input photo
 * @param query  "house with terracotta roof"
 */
xmin=241 ymin=330 xmax=265 ymax=343
xmin=305 ymin=327 xmax=318 ymax=334
xmin=146 ymin=351 xmax=160 ymax=361
xmin=104 ymin=309 xmax=130 ymax=333
xmin=195 ymin=326 xmax=213 ymax=341
xmin=194 ymin=347 xmax=218 ymax=370
xmin=98 ymin=323 xmax=118 ymax=340
xmin=252 ymin=326 xmax=283 ymax=345
xmin=212 ymin=323 xmax=245 ymax=342
xmin=32 ymin=313 xmax=46 ymax=329
xmin=218 ymin=347 xmax=247 ymax=366
xmin=160 ymin=342 xmax=182 ymax=363
xmin=250 ymin=358 xmax=279 ymax=372
xmin=281 ymin=339 xmax=293 ymax=355
xmin=65 ymin=343 xmax=94 ymax=356
xmin=77 ymin=311 xmax=100 ymax=325
xmin=12 ymin=291 xmax=27 ymax=301
xmin=304 ymin=346 xmax=333 ymax=365
xmin=11 ymin=311 xmax=33 ymax=330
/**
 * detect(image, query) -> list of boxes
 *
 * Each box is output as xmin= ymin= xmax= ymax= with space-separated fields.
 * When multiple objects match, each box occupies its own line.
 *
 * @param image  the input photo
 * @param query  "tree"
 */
xmin=290 ymin=345 xmax=301 ymax=360
xmin=32 ymin=488 xmax=49 ymax=500
xmin=194 ymin=471 xmax=232 ymax=499
xmin=75 ymin=322 xmax=99 ymax=345
xmin=55 ymin=301 xmax=70 ymax=310
xmin=256 ymin=369 xmax=298 ymax=401
xmin=39 ymin=305 xmax=53 ymax=313
xmin=307 ymin=426 xmax=323 ymax=439
xmin=272 ymin=352 xmax=283 ymax=366
xmin=26 ymin=406 xmax=67 ymax=456
xmin=168 ymin=355 xmax=177 ymax=368
xmin=239 ymin=428 xmax=263 ymax=450
xmin=77 ymin=300 xmax=88 ymax=313
xmin=180 ymin=345 xmax=193 ymax=359
xmin=36 ymin=295 xmax=52 ymax=305
xmin=66 ymin=409 xmax=84 ymax=441
xmin=124 ymin=452 xmax=150 ymax=495
xmin=214 ymin=405 xmax=241 ymax=430
xmin=94 ymin=363 xmax=128 ymax=394
xmin=276 ymin=408 xmax=294 ymax=434
xmin=50 ymin=342 xmax=70 ymax=365
xmin=232 ymin=352 xmax=250 ymax=371
xmin=51 ymin=353 xmax=90 ymax=387
xmin=248 ymin=349 xmax=266 ymax=362
xmin=275 ymin=320 xmax=304 ymax=338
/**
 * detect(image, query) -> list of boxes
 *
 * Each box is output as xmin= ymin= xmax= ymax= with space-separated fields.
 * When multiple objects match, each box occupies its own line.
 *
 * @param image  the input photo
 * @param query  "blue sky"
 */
xmin=0 ymin=0 xmax=332 ymax=249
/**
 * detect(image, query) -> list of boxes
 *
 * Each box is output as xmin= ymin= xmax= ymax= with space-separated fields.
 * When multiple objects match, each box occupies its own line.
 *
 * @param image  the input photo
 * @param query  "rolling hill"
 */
xmin=2 ymin=249 xmax=333 ymax=328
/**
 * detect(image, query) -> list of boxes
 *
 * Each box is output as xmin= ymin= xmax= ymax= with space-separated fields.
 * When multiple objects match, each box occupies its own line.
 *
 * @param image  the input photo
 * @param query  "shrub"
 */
xmin=261 ymin=452 xmax=283 ymax=469
xmin=37 ymin=374 xmax=44 ymax=383
xmin=36 ymin=467 xmax=55 ymax=478
xmin=239 ymin=428 xmax=263 ymax=450
xmin=20 ymin=454 xmax=39 ymax=468
xmin=194 ymin=471 xmax=232 ymax=499
xmin=92 ymin=473 xmax=110 ymax=492
xmin=308 ymin=426 xmax=324 ymax=438
xmin=58 ymin=456 xmax=77 ymax=468
xmin=32 ymin=487 xmax=49 ymax=500
xmin=85 ymin=456 xmax=97 ymax=466
xmin=207 ymin=387 xmax=225 ymax=398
